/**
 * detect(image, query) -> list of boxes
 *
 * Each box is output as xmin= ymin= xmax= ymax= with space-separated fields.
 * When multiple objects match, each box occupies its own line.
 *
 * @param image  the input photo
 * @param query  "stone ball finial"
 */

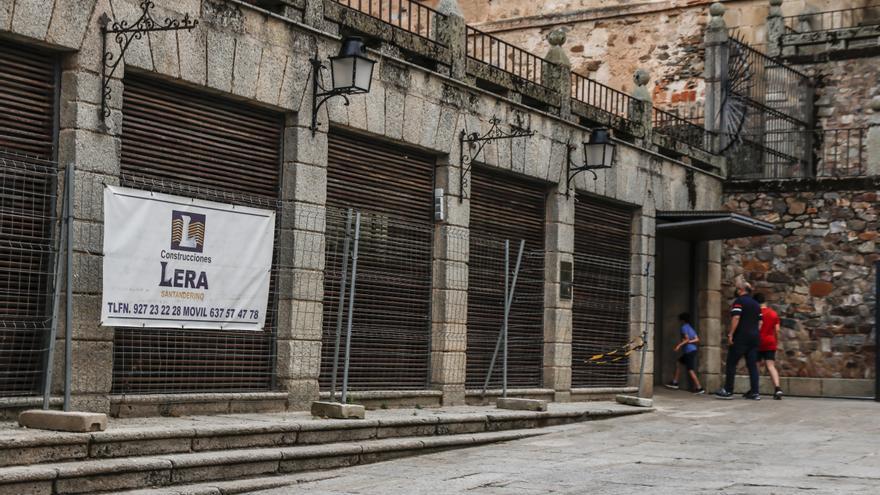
xmin=710 ymin=2 xmax=725 ymax=17
xmin=634 ymin=69 xmax=650 ymax=87
xmin=544 ymin=29 xmax=570 ymax=67
xmin=547 ymin=29 xmax=566 ymax=47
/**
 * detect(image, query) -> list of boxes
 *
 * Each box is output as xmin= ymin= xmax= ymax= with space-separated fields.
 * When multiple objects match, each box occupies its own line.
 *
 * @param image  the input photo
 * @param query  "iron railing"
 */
xmin=729 ymin=38 xmax=812 ymax=126
xmin=652 ymin=107 xmax=715 ymax=153
xmin=784 ymin=4 xmax=880 ymax=34
xmin=571 ymin=72 xmax=640 ymax=125
xmin=466 ymin=26 xmax=551 ymax=88
xmin=332 ymin=0 xmax=446 ymax=44
xmin=728 ymin=127 xmax=869 ymax=180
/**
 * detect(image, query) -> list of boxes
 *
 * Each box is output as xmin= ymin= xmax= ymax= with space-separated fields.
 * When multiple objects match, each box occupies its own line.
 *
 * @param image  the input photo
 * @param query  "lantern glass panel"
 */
xmin=354 ymin=57 xmax=374 ymax=92
xmin=585 ymin=143 xmax=605 ymax=168
xmin=331 ymin=56 xmax=355 ymax=90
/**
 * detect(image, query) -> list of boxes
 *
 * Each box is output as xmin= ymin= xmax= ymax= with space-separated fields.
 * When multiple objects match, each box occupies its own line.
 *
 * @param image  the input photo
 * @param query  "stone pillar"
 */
xmin=867 ymin=97 xmax=880 ymax=176
xmin=766 ymin=0 xmax=785 ymax=58
xmin=704 ymin=2 xmax=729 ymax=164
xmin=630 ymin=68 xmax=653 ymax=148
xmin=543 ymin=182 xmax=574 ymax=401
xmin=276 ymin=105 xmax=330 ymax=409
xmin=628 ymin=211 xmax=655 ymax=396
xmin=435 ymin=0 xmax=467 ymax=81
xmin=696 ymin=241 xmax=724 ymax=392
xmin=542 ymin=29 xmax=572 ymax=120
xmin=431 ymin=156 xmax=469 ymax=406
xmin=52 ymin=18 xmax=125 ymax=414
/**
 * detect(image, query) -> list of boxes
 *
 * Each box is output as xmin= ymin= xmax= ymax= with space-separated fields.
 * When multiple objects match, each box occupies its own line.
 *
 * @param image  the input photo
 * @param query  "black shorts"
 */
xmin=758 ymin=350 xmax=776 ymax=361
xmin=678 ymin=351 xmax=697 ymax=371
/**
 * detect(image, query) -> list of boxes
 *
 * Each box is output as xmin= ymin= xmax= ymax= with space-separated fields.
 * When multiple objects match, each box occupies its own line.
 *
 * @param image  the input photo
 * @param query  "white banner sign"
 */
xmin=101 ymin=186 xmax=275 ymax=330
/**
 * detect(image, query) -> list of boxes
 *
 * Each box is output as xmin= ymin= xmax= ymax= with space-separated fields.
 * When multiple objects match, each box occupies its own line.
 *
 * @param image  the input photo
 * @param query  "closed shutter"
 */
xmin=572 ymin=194 xmax=633 ymax=388
xmin=467 ymin=167 xmax=546 ymax=389
xmin=320 ymin=131 xmax=434 ymax=391
xmin=114 ymin=75 xmax=283 ymax=394
xmin=0 ymin=41 xmax=58 ymax=396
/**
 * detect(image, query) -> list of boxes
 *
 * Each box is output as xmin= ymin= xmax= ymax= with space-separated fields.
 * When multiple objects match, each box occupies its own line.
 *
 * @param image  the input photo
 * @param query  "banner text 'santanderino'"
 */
xmin=101 ymin=186 xmax=275 ymax=330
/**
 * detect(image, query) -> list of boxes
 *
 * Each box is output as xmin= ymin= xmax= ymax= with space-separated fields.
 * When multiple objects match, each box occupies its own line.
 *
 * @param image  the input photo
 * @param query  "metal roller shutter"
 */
xmin=466 ymin=167 xmax=547 ymax=389
xmin=0 ymin=41 xmax=59 ymax=396
xmin=320 ymin=131 xmax=434 ymax=391
xmin=572 ymin=194 xmax=633 ymax=388
xmin=114 ymin=75 xmax=283 ymax=394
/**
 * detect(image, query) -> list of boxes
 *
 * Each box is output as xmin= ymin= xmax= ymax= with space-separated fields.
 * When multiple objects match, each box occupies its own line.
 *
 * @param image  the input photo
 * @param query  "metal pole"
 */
xmin=330 ymin=209 xmax=353 ymax=402
xmin=875 ymin=260 xmax=879 ymax=402
xmin=637 ymin=262 xmax=651 ymax=399
xmin=63 ymin=163 xmax=74 ymax=412
xmin=340 ymin=211 xmax=361 ymax=405
xmin=502 ymin=240 xmax=509 ymax=398
xmin=42 ymin=167 xmax=70 ymax=410
xmin=481 ymin=240 xmax=525 ymax=397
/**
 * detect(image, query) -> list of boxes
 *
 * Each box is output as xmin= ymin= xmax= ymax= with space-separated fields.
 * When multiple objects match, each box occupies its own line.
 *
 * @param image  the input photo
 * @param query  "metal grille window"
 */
xmin=572 ymin=195 xmax=633 ymax=388
xmin=320 ymin=132 xmax=434 ymax=391
xmin=114 ymin=76 xmax=284 ymax=394
xmin=466 ymin=167 xmax=547 ymax=389
xmin=0 ymin=41 xmax=59 ymax=397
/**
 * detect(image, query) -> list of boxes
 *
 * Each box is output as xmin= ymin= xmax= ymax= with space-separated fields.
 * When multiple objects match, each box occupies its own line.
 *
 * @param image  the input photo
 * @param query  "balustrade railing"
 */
xmin=783 ymin=4 xmax=880 ymax=34
xmin=332 ymin=0 xmax=446 ymax=44
xmin=652 ymin=107 xmax=715 ymax=153
xmin=570 ymin=73 xmax=640 ymax=125
xmin=466 ymin=26 xmax=551 ymax=88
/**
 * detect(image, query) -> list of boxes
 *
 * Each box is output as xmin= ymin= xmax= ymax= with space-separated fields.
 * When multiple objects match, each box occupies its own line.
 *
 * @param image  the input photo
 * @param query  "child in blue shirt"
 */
xmin=665 ymin=312 xmax=705 ymax=394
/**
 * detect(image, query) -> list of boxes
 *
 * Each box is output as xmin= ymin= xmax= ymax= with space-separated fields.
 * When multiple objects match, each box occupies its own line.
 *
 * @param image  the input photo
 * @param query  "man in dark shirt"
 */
xmin=715 ymin=279 xmax=763 ymax=400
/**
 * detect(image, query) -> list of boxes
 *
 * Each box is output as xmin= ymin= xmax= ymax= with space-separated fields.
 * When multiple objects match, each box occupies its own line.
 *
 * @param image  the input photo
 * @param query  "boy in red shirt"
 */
xmin=754 ymin=293 xmax=783 ymax=400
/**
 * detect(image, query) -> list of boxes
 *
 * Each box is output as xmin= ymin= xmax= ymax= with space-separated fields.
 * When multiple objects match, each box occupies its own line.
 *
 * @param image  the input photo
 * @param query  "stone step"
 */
xmin=0 ymin=429 xmax=545 ymax=495
xmin=1 ymin=404 xmax=646 ymax=468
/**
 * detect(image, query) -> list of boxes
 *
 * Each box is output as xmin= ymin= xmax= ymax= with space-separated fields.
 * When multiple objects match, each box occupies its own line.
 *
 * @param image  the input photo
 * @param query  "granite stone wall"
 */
xmin=722 ymin=187 xmax=878 ymax=382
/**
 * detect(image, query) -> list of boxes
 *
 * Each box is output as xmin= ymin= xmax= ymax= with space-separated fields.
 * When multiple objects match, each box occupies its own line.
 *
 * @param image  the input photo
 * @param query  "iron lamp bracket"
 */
xmin=100 ymin=1 xmax=198 ymax=121
xmin=310 ymin=57 xmax=355 ymax=135
xmin=459 ymin=115 xmax=536 ymax=202
xmin=565 ymin=140 xmax=612 ymax=198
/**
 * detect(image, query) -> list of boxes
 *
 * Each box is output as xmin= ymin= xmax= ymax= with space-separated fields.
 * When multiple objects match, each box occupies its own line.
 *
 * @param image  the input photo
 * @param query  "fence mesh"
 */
xmin=0 ymin=150 xmax=60 ymax=397
xmin=466 ymin=235 xmax=545 ymax=390
xmin=110 ymin=175 xmax=286 ymax=394
xmin=571 ymin=253 xmax=632 ymax=388
xmin=319 ymin=206 xmax=433 ymax=392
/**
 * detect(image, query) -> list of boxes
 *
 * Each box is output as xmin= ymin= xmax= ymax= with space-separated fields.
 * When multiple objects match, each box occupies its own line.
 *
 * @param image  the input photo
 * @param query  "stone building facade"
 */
xmin=458 ymin=0 xmax=879 ymax=397
xmin=457 ymin=0 xmax=868 ymax=116
xmin=0 ymin=0 xmax=730 ymax=417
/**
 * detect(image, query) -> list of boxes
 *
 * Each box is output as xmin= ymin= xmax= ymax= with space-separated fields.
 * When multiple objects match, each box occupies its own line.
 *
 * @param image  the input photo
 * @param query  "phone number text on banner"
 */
xmin=101 ymin=186 xmax=275 ymax=330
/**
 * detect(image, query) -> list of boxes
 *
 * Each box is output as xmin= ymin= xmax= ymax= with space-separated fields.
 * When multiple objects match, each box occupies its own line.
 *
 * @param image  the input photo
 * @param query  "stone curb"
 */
xmin=0 ymin=429 xmax=545 ymax=494
xmin=0 ymin=407 xmax=647 ymax=468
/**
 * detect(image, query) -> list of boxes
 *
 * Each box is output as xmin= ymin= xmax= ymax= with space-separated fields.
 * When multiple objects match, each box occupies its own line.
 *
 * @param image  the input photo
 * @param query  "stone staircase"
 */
xmin=0 ymin=402 xmax=649 ymax=494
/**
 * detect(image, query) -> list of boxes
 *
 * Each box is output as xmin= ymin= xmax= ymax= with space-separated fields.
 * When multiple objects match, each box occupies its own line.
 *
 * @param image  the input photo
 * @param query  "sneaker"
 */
xmin=694 ymin=388 xmax=706 ymax=395
xmin=664 ymin=382 xmax=680 ymax=390
xmin=714 ymin=388 xmax=734 ymax=400
xmin=743 ymin=392 xmax=761 ymax=401
xmin=774 ymin=389 xmax=783 ymax=400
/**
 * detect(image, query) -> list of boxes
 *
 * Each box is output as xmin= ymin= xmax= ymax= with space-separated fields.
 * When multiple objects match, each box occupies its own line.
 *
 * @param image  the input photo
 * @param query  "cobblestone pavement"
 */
xmin=250 ymin=391 xmax=880 ymax=494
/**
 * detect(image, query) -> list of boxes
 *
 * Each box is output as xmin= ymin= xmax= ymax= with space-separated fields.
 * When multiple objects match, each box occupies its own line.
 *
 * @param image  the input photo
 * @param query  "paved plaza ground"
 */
xmin=250 ymin=391 xmax=880 ymax=494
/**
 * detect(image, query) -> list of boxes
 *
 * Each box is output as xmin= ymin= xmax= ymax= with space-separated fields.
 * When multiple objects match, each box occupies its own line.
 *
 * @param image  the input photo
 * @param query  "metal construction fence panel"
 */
xmin=319 ymin=206 xmax=433 ymax=393
xmin=0 ymin=151 xmax=61 ymax=397
xmin=571 ymin=253 xmax=633 ymax=388
xmin=110 ymin=174 xmax=288 ymax=394
xmin=466 ymin=234 xmax=545 ymax=390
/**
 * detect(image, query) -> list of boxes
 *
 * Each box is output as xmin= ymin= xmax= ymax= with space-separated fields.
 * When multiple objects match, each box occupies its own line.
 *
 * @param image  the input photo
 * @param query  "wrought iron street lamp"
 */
xmin=566 ymin=128 xmax=616 ymax=196
xmin=310 ymin=37 xmax=376 ymax=134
